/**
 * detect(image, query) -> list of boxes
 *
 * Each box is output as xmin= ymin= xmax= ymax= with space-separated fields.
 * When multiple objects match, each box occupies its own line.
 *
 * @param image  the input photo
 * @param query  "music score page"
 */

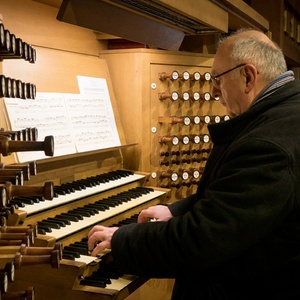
xmin=4 ymin=78 xmax=121 ymax=162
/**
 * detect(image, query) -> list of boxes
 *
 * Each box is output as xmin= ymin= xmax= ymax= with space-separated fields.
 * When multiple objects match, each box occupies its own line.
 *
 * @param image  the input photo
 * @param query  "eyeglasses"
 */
xmin=211 ymin=63 xmax=247 ymax=88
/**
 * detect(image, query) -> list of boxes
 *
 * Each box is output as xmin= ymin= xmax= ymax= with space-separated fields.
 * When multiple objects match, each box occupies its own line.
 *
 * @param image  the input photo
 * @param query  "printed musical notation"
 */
xmin=4 ymin=79 xmax=121 ymax=162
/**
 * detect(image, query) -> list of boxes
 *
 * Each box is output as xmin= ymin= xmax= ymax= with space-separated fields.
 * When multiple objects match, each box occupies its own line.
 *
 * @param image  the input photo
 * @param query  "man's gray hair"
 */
xmin=219 ymin=29 xmax=287 ymax=81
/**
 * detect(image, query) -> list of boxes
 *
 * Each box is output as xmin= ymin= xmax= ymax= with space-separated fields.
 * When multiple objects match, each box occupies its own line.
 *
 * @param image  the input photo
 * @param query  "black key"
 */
xmin=62 ymin=250 xmax=77 ymax=260
xmin=16 ymin=196 xmax=41 ymax=203
xmin=56 ymin=185 xmax=75 ymax=193
xmin=90 ymin=272 xmax=111 ymax=284
xmin=69 ymin=209 xmax=91 ymax=218
xmin=12 ymin=197 xmax=34 ymax=205
xmin=88 ymin=203 xmax=108 ymax=211
xmin=93 ymin=175 xmax=110 ymax=183
xmin=53 ymin=187 xmax=67 ymax=195
xmin=65 ymin=211 xmax=84 ymax=220
xmin=46 ymin=217 xmax=68 ymax=227
xmin=38 ymin=221 xmax=60 ymax=229
xmin=37 ymin=225 xmax=52 ymax=233
xmin=68 ymin=244 xmax=88 ymax=256
xmin=63 ymin=246 xmax=85 ymax=256
xmin=9 ymin=199 xmax=25 ymax=207
xmin=75 ymin=206 xmax=97 ymax=215
xmin=98 ymin=199 xmax=117 ymax=207
xmin=82 ymin=205 xmax=99 ymax=214
xmin=57 ymin=213 xmax=79 ymax=222
xmin=38 ymin=228 xmax=46 ymax=235
xmin=76 ymin=179 xmax=96 ymax=187
xmin=61 ymin=182 xmax=84 ymax=191
xmin=80 ymin=279 xmax=106 ymax=288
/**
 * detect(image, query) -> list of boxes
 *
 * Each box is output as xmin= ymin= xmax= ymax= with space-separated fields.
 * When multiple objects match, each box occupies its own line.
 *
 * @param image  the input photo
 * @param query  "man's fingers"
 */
xmin=138 ymin=209 xmax=152 ymax=223
xmin=91 ymin=240 xmax=110 ymax=256
xmin=88 ymin=225 xmax=104 ymax=238
xmin=88 ymin=230 xmax=104 ymax=251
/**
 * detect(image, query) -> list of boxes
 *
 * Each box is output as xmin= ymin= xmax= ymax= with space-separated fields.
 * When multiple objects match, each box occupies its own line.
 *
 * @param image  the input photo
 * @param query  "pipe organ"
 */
xmin=0 ymin=1 xmax=171 ymax=299
xmin=0 ymin=0 xmax=230 ymax=299
xmin=0 ymin=0 xmax=295 ymax=299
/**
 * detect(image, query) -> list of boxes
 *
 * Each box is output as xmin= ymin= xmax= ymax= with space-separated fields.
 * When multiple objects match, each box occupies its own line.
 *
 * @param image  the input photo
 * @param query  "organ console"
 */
xmin=0 ymin=57 xmax=227 ymax=297
xmin=0 ymin=2 xmax=232 ymax=298
xmin=0 ymin=123 xmax=170 ymax=299
xmin=0 ymin=28 xmax=169 ymax=297
xmin=0 ymin=13 xmax=174 ymax=293
xmin=0 ymin=134 xmax=169 ymax=299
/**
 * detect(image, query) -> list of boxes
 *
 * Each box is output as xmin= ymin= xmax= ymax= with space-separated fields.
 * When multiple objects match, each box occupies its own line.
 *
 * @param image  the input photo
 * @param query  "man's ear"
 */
xmin=246 ymin=74 xmax=251 ymax=84
xmin=243 ymin=64 xmax=257 ymax=93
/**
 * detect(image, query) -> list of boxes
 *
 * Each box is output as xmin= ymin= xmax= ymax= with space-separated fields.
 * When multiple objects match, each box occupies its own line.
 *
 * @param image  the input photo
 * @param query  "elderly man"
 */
xmin=88 ymin=29 xmax=300 ymax=299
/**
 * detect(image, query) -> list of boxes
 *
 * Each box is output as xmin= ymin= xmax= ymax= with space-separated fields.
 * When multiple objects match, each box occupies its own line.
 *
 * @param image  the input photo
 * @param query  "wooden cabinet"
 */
xmin=100 ymin=49 xmax=227 ymax=201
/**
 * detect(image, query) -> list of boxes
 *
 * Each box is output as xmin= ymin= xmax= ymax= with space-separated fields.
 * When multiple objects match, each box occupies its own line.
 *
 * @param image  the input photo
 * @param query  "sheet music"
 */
xmin=77 ymin=76 xmax=107 ymax=95
xmin=4 ymin=82 xmax=121 ymax=162
xmin=65 ymin=93 xmax=120 ymax=152
xmin=4 ymin=95 xmax=76 ymax=162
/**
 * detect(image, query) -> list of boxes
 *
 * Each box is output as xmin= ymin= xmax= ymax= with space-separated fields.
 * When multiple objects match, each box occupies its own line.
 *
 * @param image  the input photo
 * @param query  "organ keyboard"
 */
xmin=15 ymin=172 xmax=147 ymax=215
xmin=42 ymin=187 xmax=165 ymax=240
xmin=7 ymin=213 xmax=152 ymax=300
xmin=6 ymin=148 xmax=170 ymax=299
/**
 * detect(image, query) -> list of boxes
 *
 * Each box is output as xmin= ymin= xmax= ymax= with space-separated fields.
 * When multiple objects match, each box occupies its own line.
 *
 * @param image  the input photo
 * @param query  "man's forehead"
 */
xmin=211 ymin=42 xmax=231 ymax=71
xmin=211 ymin=55 xmax=224 ymax=73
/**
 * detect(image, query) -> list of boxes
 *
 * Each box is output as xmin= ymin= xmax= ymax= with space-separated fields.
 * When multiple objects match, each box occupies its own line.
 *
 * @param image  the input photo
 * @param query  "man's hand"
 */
xmin=87 ymin=225 xmax=119 ymax=256
xmin=138 ymin=205 xmax=173 ymax=223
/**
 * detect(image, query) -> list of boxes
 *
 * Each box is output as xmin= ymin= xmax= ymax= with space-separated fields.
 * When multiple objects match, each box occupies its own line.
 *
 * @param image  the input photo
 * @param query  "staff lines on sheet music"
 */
xmin=4 ymin=90 xmax=120 ymax=162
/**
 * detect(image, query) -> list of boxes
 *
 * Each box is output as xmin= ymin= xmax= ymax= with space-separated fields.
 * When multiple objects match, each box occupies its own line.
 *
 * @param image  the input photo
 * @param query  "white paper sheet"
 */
xmin=4 ymin=81 xmax=120 ymax=162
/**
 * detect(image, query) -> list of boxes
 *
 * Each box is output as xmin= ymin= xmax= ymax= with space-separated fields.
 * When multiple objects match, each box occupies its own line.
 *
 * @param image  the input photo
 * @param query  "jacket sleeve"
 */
xmin=167 ymin=194 xmax=197 ymax=216
xmin=111 ymin=138 xmax=294 ymax=278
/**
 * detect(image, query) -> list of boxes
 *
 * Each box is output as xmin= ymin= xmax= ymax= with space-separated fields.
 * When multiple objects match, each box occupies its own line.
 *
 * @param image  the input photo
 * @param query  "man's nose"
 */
xmin=211 ymin=85 xmax=221 ymax=99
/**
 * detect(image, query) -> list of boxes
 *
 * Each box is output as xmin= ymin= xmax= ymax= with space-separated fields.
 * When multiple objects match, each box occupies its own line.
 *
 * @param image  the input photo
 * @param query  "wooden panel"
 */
xmin=157 ymin=0 xmax=228 ymax=32
xmin=57 ymin=0 xmax=185 ymax=51
xmin=211 ymin=0 xmax=269 ymax=31
xmin=0 ymin=0 xmax=99 ymax=55
xmin=0 ymin=0 xmax=127 ymax=168
xmin=250 ymin=0 xmax=300 ymax=67
xmin=100 ymin=49 xmax=227 ymax=201
xmin=1 ymin=47 xmax=127 ymax=165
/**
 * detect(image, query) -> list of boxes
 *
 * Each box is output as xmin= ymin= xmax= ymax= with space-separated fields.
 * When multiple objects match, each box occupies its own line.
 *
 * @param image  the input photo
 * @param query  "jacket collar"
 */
xmin=208 ymin=79 xmax=300 ymax=146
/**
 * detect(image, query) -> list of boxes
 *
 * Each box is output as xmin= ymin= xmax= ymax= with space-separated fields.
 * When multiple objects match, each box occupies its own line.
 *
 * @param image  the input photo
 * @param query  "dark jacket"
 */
xmin=112 ymin=79 xmax=300 ymax=299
